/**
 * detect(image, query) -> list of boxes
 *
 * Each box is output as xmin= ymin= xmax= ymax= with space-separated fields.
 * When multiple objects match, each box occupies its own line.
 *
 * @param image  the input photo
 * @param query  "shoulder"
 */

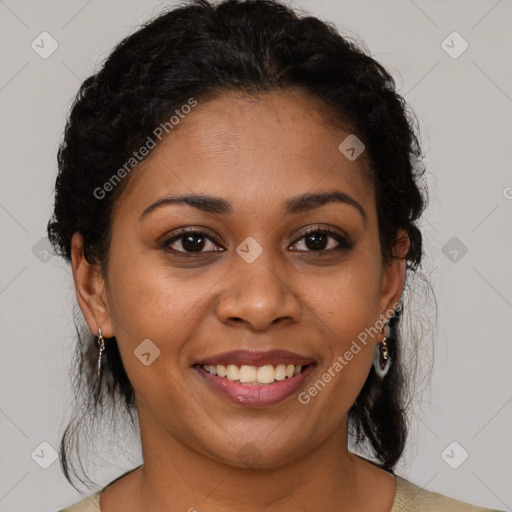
xmin=57 ymin=464 xmax=141 ymax=512
xmin=391 ymin=475 xmax=505 ymax=512
xmin=57 ymin=490 xmax=102 ymax=512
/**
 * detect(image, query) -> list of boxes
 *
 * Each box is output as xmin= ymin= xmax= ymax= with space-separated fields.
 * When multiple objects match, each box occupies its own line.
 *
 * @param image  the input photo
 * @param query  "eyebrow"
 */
xmin=139 ymin=190 xmax=367 ymax=223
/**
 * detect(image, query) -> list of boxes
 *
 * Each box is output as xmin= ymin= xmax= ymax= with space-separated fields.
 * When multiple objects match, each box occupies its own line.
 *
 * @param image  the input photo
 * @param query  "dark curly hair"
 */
xmin=47 ymin=0 xmax=428 ymax=491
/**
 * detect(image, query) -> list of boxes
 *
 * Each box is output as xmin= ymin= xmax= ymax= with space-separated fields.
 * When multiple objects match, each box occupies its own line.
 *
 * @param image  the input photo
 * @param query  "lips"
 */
xmin=194 ymin=349 xmax=315 ymax=367
xmin=195 ymin=363 xmax=316 ymax=406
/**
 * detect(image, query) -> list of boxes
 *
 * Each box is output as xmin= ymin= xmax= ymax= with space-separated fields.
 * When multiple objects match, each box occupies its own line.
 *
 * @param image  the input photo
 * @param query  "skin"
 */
xmin=71 ymin=89 xmax=409 ymax=512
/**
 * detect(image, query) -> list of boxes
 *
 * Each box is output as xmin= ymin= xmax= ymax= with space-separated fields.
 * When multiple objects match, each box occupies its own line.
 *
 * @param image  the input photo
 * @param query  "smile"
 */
xmin=194 ymin=363 xmax=316 ymax=406
xmin=200 ymin=363 xmax=305 ymax=384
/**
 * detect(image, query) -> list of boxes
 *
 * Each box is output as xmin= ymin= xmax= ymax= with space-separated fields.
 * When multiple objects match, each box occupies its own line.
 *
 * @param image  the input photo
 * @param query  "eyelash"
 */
xmin=293 ymin=226 xmax=352 ymax=253
xmin=161 ymin=226 xmax=353 ymax=256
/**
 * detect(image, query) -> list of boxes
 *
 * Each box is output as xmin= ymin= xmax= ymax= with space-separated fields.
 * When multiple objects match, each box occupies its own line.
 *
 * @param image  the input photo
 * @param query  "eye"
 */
xmin=289 ymin=226 xmax=352 ymax=253
xmin=162 ymin=228 xmax=224 ymax=254
xmin=162 ymin=225 xmax=353 ymax=256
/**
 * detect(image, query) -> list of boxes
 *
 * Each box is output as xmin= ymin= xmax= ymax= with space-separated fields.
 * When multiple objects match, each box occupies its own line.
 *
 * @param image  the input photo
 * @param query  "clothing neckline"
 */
xmin=97 ymin=464 xmax=142 ymax=511
xmin=97 ymin=461 xmax=400 ymax=511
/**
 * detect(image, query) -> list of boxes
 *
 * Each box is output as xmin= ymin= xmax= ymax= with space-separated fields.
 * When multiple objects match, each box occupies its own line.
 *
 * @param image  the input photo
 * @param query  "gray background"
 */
xmin=0 ymin=0 xmax=511 ymax=511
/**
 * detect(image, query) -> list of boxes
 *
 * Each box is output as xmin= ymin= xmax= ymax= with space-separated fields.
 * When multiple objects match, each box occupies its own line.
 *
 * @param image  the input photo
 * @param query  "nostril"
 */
xmin=228 ymin=317 xmax=246 ymax=326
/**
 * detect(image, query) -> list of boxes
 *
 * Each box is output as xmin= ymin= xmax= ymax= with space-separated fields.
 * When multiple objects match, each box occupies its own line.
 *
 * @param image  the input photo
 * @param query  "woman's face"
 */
xmin=74 ymin=89 xmax=407 ymax=467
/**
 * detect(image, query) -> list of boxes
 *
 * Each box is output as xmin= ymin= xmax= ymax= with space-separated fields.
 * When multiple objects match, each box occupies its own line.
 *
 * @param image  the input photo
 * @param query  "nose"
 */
xmin=215 ymin=250 xmax=302 ymax=332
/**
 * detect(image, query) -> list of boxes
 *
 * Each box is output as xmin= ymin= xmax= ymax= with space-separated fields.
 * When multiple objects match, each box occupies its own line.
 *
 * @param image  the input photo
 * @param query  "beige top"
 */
xmin=58 ymin=466 xmax=504 ymax=512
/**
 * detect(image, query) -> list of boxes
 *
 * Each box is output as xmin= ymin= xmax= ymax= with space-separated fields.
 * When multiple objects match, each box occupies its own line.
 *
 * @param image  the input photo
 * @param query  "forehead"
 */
xmin=112 ymin=90 xmax=375 ymax=220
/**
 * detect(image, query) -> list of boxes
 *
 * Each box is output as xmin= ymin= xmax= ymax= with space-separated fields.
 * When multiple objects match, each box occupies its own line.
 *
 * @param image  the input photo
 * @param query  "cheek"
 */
xmin=107 ymin=253 xmax=203 ymax=337
xmin=305 ymin=286 xmax=379 ymax=415
xmin=105 ymin=270 xmax=203 ymax=411
xmin=305 ymin=253 xmax=382 ymax=380
xmin=311 ymin=255 xmax=382 ymax=329
xmin=105 ymin=259 xmax=209 ymax=384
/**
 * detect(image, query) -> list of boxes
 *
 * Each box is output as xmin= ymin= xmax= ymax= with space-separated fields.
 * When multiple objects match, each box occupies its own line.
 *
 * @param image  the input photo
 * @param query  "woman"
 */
xmin=48 ymin=0 xmax=503 ymax=510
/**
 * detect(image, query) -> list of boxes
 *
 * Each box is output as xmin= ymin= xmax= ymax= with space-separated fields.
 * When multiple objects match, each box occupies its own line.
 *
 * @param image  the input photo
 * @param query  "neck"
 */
xmin=129 ymin=405 xmax=385 ymax=512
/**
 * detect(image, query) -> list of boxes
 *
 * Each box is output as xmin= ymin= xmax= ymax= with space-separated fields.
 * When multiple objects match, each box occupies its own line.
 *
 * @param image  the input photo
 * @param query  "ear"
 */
xmin=379 ymin=228 xmax=410 ymax=318
xmin=71 ymin=232 xmax=115 ymax=338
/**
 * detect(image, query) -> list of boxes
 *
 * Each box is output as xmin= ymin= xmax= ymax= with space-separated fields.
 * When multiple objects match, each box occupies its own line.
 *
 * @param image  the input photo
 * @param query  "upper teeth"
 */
xmin=202 ymin=363 xmax=304 ymax=384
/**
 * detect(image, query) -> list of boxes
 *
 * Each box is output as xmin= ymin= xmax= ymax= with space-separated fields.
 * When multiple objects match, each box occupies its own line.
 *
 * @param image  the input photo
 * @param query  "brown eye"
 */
xmin=162 ymin=229 xmax=224 ymax=254
xmin=302 ymin=232 xmax=331 ymax=251
xmin=177 ymin=233 xmax=207 ymax=252
xmin=290 ymin=227 xmax=353 ymax=253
